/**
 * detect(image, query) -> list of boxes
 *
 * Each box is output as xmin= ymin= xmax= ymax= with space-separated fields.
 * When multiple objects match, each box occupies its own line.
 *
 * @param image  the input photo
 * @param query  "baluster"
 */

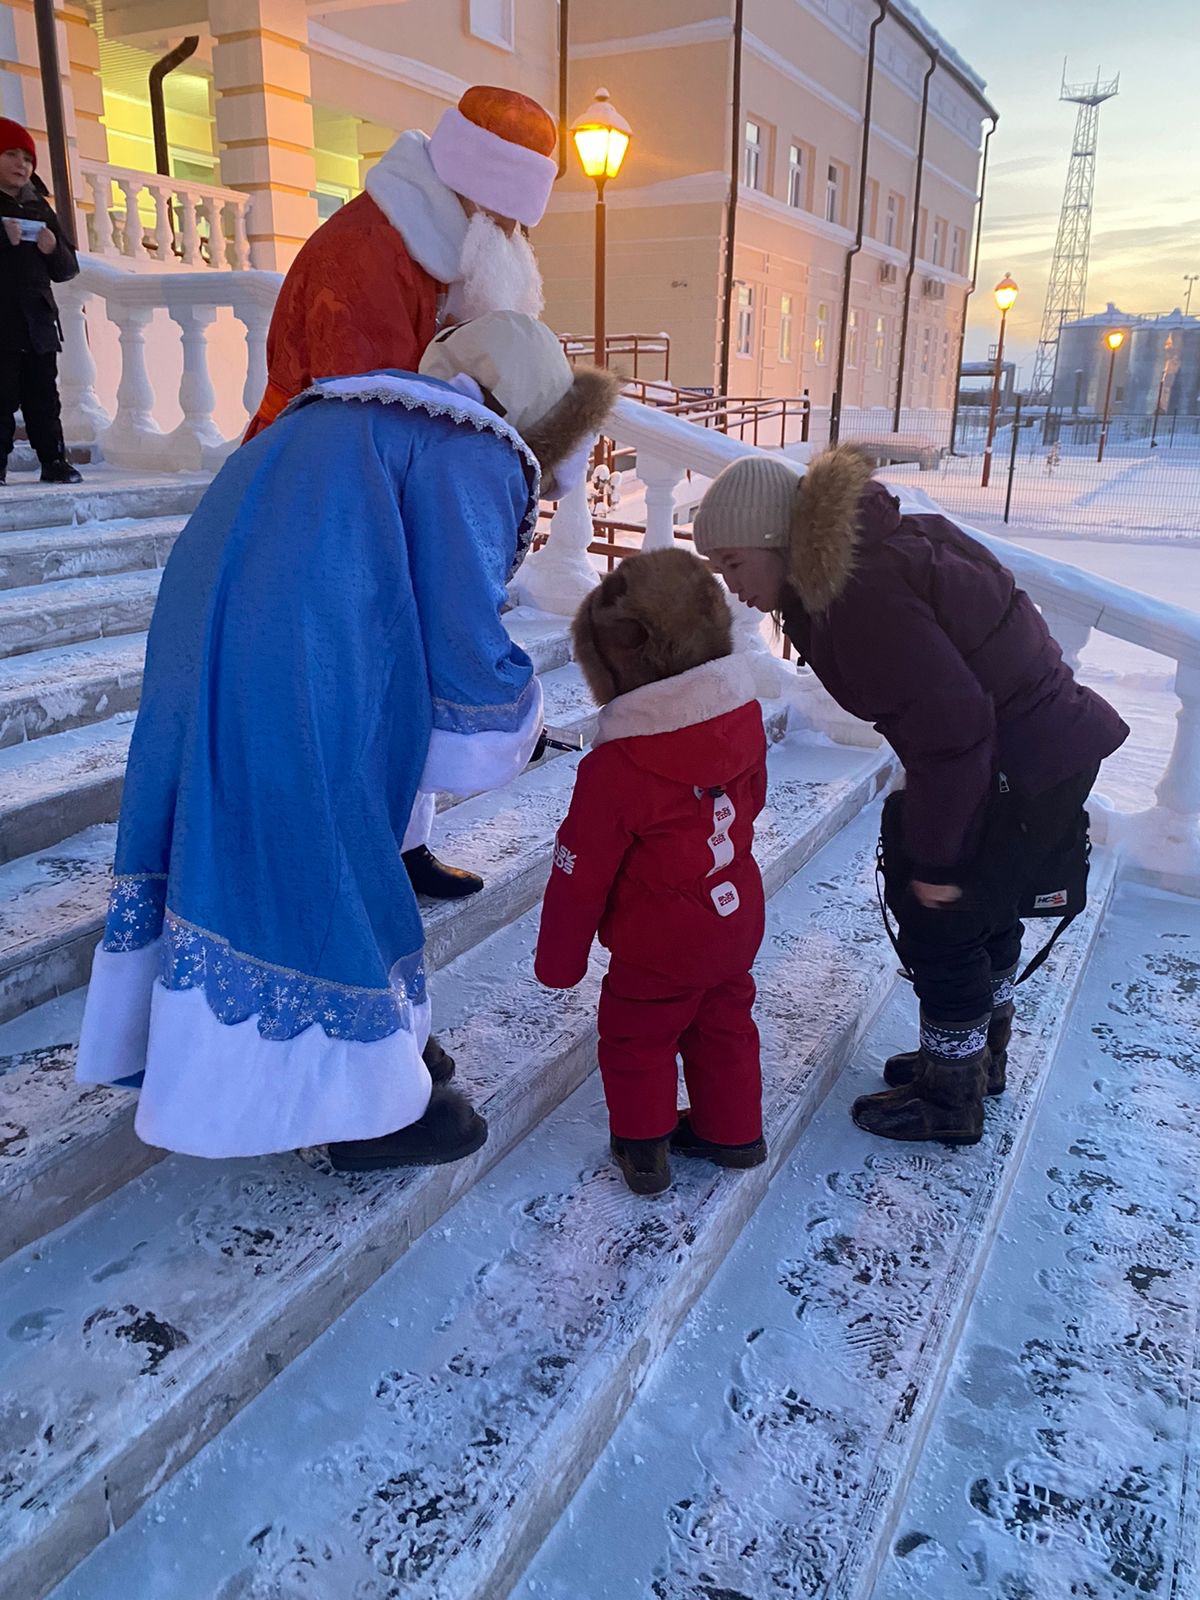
xmin=148 ymin=181 xmax=173 ymax=262
xmin=55 ymin=282 xmax=111 ymax=443
xmin=229 ymin=197 xmax=252 ymax=270
xmin=1040 ymin=605 xmax=1093 ymax=672
xmin=236 ymin=300 xmax=273 ymax=421
xmin=198 ymin=195 xmax=220 ymax=267
xmin=87 ymin=170 xmax=117 ymax=256
xmin=639 ymin=452 xmax=685 ymax=551
xmin=101 ymin=303 xmax=166 ymax=467
xmin=116 ymin=178 xmax=143 ymax=258
xmin=178 ymin=193 xmax=200 ymax=264
xmin=510 ymin=466 xmax=600 ymax=615
xmin=168 ymin=302 xmax=225 ymax=469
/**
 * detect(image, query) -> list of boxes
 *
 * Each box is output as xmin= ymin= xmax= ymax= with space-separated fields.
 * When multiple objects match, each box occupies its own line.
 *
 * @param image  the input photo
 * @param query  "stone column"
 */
xmin=210 ymin=0 xmax=318 ymax=271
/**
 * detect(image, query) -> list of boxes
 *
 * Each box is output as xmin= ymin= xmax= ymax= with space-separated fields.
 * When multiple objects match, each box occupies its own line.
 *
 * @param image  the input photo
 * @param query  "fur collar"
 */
xmin=593 ymin=653 xmax=758 ymax=746
xmin=787 ymin=444 xmax=876 ymax=613
xmin=364 ymin=131 xmax=468 ymax=285
xmin=522 ymin=365 xmax=622 ymax=478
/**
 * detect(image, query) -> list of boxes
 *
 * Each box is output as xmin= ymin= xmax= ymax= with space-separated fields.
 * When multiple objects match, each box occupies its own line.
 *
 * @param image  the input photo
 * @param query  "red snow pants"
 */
xmin=597 ymin=958 xmax=762 ymax=1144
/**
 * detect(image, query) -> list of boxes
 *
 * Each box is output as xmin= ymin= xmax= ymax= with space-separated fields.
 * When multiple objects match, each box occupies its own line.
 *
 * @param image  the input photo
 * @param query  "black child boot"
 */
xmin=670 ymin=1111 xmax=767 ymax=1169
xmin=853 ymin=1012 xmax=990 ymax=1145
xmin=610 ymin=1133 xmax=672 ymax=1196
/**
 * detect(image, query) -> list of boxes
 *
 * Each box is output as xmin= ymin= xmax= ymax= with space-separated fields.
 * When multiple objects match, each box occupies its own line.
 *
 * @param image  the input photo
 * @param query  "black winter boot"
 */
xmin=883 ymin=1003 xmax=1013 ymax=1095
xmin=853 ymin=1013 xmax=990 ymax=1145
xmin=40 ymin=459 xmax=82 ymax=485
xmin=610 ymin=1133 xmax=672 ymax=1196
xmin=423 ymin=1035 xmax=456 ymax=1086
xmin=403 ymin=844 xmax=484 ymax=900
xmin=671 ymin=1112 xmax=767 ymax=1169
xmin=328 ymin=1085 xmax=487 ymax=1171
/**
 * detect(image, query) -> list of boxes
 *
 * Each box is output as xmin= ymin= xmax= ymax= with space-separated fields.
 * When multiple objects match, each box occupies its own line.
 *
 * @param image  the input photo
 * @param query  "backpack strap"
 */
xmin=1016 ymin=912 xmax=1078 ymax=985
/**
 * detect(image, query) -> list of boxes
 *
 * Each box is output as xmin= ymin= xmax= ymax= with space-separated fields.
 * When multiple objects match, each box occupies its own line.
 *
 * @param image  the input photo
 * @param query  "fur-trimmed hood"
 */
xmin=787 ymin=444 xmax=887 ymax=614
xmin=524 ymin=364 xmax=621 ymax=481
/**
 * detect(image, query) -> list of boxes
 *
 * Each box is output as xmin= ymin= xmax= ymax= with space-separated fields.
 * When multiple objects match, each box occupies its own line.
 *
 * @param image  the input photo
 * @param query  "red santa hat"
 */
xmin=428 ymin=86 xmax=557 ymax=229
xmin=0 ymin=117 xmax=37 ymax=167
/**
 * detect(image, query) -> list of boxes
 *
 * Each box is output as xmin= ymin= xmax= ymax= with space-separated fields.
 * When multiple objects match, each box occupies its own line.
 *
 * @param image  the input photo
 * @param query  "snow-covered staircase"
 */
xmin=0 ymin=471 xmax=1196 ymax=1600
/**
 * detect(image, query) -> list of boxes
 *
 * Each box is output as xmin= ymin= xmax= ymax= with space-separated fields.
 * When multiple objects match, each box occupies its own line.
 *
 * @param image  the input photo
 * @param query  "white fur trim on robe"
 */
xmin=592 ymin=654 xmax=759 ymax=747
xmin=78 ymin=942 xmax=433 ymax=1158
xmin=402 ymin=790 xmax=437 ymax=854
xmin=420 ymin=674 xmax=544 ymax=797
xmin=364 ymin=130 xmax=468 ymax=284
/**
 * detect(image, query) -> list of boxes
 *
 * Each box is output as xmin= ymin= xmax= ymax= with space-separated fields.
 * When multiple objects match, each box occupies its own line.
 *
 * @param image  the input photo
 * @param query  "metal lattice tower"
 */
xmin=1029 ymin=67 xmax=1119 ymax=402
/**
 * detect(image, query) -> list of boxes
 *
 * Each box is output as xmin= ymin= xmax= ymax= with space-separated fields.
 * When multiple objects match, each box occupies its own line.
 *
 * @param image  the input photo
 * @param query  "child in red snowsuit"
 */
xmin=535 ymin=548 xmax=768 ymax=1196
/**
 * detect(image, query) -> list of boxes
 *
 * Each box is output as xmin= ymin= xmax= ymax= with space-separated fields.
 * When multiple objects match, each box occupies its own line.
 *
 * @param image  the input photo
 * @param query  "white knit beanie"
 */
xmin=692 ymin=456 xmax=803 ymax=556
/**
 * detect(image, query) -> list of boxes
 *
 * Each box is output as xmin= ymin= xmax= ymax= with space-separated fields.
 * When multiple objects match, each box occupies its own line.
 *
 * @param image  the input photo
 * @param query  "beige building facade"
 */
xmin=1 ymin=0 xmax=992 ymax=413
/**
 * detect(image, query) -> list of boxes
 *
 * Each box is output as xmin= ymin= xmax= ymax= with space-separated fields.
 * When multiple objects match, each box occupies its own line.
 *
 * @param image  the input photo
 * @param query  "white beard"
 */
xmin=442 ymin=210 xmax=545 ymax=324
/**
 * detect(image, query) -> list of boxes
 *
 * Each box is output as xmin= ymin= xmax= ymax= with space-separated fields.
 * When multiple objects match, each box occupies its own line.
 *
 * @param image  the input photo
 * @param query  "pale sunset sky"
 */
xmin=913 ymin=0 xmax=1200 ymax=381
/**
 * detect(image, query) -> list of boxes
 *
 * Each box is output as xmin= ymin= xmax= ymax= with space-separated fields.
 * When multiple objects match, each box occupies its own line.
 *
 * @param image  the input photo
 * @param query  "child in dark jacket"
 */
xmin=535 ymin=548 xmax=769 ymax=1196
xmin=0 ymin=118 xmax=82 ymax=487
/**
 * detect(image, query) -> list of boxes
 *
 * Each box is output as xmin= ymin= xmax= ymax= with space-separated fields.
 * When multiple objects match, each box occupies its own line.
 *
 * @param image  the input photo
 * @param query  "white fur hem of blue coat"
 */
xmin=78 ymin=942 xmax=433 ymax=1158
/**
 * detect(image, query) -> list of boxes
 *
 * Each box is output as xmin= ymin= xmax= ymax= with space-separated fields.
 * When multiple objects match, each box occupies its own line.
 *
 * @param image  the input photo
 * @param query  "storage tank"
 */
xmin=1051 ymin=304 xmax=1133 ymax=412
xmin=1125 ymin=312 xmax=1200 ymax=417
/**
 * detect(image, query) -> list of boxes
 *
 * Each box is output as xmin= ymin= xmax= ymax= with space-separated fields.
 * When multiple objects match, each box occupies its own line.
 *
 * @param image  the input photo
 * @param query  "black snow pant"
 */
xmin=0 ymin=348 xmax=67 ymax=471
xmin=880 ymin=764 xmax=1099 ymax=1026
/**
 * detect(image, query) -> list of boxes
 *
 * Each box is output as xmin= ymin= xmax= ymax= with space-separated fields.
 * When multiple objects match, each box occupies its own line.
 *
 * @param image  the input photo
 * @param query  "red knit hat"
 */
xmin=429 ymin=86 xmax=557 ymax=228
xmin=0 ymin=117 xmax=37 ymax=168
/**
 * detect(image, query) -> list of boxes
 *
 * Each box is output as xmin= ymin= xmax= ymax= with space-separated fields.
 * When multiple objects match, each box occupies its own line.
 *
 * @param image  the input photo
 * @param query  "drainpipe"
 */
xmin=556 ymin=0 xmax=570 ymax=178
xmin=892 ymin=48 xmax=937 ymax=432
xmin=150 ymin=37 xmax=199 ymax=177
xmin=830 ymin=0 xmax=887 ymax=446
xmin=948 ymin=113 xmax=997 ymax=452
xmin=717 ymin=0 xmax=745 ymax=399
xmin=31 ymin=0 xmax=76 ymax=245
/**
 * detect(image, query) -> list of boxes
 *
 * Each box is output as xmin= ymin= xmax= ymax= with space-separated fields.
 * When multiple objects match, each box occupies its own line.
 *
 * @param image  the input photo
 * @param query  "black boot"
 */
xmin=423 ymin=1035 xmax=456 ymax=1086
xmin=883 ymin=1002 xmax=1013 ymax=1095
xmin=610 ymin=1133 xmax=672 ymax=1196
xmin=328 ymin=1085 xmax=487 ymax=1171
xmin=853 ymin=1013 xmax=990 ymax=1145
xmin=403 ymin=844 xmax=484 ymax=900
xmin=671 ymin=1111 xmax=767 ymax=1169
xmin=40 ymin=459 xmax=83 ymax=485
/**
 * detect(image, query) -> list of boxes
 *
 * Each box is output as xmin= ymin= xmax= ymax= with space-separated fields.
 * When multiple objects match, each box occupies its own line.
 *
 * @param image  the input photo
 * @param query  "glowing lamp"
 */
xmin=1105 ymin=328 xmax=1126 ymax=352
xmin=993 ymin=274 xmax=1019 ymax=315
xmin=572 ymin=88 xmax=632 ymax=185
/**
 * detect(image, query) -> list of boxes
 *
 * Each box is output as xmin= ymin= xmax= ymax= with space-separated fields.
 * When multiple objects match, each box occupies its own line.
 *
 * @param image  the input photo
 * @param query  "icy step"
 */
xmin=35 ymin=797 xmax=900 ymax=1600
xmin=0 ymin=716 xmax=135 ymax=864
xmin=1 ymin=745 xmax=889 ymax=1600
xmin=0 ymin=635 xmax=146 ymax=749
xmin=0 ymin=571 xmax=161 ymax=660
xmin=0 ymin=517 xmax=184 ymax=590
xmin=6 ymin=442 xmax=96 ymax=473
xmin=874 ymin=880 xmax=1200 ymax=1600
xmin=0 ymin=738 xmax=887 ymax=1273
xmin=0 ymin=823 xmax=115 ymax=1026
xmin=518 ymin=858 xmax=1119 ymax=1600
xmin=0 ymin=473 xmax=207 ymax=537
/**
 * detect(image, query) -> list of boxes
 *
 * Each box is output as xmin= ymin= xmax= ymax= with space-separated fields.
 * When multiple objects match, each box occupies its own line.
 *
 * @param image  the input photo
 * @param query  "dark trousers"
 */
xmin=882 ymin=766 xmax=1098 ymax=1026
xmin=597 ymin=958 xmax=762 ymax=1143
xmin=0 ymin=348 xmax=66 ymax=469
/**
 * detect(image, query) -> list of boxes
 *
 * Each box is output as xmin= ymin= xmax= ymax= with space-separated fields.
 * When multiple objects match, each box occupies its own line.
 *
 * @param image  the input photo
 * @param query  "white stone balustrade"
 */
xmin=80 ymin=160 xmax=252 ymax=271
xmin=59 ymin=255 xmax=282 ymax=471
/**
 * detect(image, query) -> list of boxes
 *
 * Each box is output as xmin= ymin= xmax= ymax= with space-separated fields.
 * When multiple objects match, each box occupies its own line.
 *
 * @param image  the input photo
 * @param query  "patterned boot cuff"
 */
xmin=990 ymin=966 xmax=1018 ymax=1009
xmin=919 ymin=1012 xmax=990 ymax=1061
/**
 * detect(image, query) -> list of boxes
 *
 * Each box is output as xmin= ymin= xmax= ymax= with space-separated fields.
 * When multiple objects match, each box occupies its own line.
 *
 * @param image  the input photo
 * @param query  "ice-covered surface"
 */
xmin=0 ymin=517 xmax=184 ymax=588
xmin=0 ymin=570 xmax=162 ymax=659
xmin=0 ymin=635 xmax=147 ymax=748
xmin=4 ymin=740 xmax=886 ymax=1600
xmin=0 ymin=471 xmax=207 ymax=536
xmin=518 ymin=854 xmax=1117 ymax=1600
xmin=41 ymin=794 xmax=897 ymax=1600
xmin=874 ymin=880 xmax=1200 ymax=1600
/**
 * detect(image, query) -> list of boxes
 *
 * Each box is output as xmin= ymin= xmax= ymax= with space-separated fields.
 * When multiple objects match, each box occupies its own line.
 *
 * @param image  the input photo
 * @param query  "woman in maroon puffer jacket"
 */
xmin=693 ymin=445 xmax=1128 ymax=1147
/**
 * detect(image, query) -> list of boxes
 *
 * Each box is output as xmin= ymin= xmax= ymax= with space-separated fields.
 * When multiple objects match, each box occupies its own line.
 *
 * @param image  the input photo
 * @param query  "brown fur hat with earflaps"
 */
xmin=572 ymin=548 xmax=734 ymax=706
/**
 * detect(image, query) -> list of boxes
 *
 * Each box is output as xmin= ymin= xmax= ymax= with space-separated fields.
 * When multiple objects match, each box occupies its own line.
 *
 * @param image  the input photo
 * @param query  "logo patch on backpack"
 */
xmin=1033 ymin=888 xmax=1068 ymax=911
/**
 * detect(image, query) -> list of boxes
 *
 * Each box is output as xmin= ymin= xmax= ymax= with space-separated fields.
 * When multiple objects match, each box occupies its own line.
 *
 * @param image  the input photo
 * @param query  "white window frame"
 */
xmin=815 ymin=301 xmax=829 ymax=366
xmin=780 ymin=292 xmax=794 ymax=362
xmin=847 ymin=307 xmax=860 ymax=369
xmin=873 ymin=314 xmax=887 ymax=371
xmin=950 ymin=227 xmax=964 ymax=276
xmin=941 ymin=330 xmax=951 ymax=378
xmin=736 ymin=283 xmax=755 ymax=357
xmin=932 ymin=216 xmax=944 ymax=266
xmin=787 ymin=143 xmax=805 ymax=209
xmin=468 ymin=0 xmax=515 ymax=49
xmin=825 ymin=162 xmax=841 ymax=225
xmin=744 ymin=121 xmax=763 ymax=191
xmin=884 ymin=192 xmax=897 ymax=248
xmin=920 ymin=325 xmax=932 ymax=376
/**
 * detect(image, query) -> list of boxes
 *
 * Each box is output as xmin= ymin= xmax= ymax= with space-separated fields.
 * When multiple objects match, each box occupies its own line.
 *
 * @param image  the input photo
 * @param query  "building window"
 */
xmin=847 ymin=308 xmax=860 ymax=368
xmin=920 ymin=325 xmax=932 ymax=375
xmin=814 ymin=301 xmax=829 ymax=365
xmin=941 ymin=330 xmax=951 ymax=378
xmin=885 ymin=192 xmax=898 ymax=248
xmin=874 ymin=314 xmax=887 ymax=371
xmin=825 ymin=161 xmax=842 ymax=225
xmin=931 ymin=216 xmax=944 ymax=266
xmin=744 ymin=121 xmax=764 ymax=191
xmin=787 ymin=143 xmax=805 ymax=209
xmin=865 ymin=177 xmax=879 ymax=237
xmin=736 ymin=283 xmax=755 ymax=356
xmin=468 ymin=0 xmax=514 ymax=49
xmin=950 ymin=227 xmax=965 ymax=275
xmin=779 ymin=293 xmax=794 ymax=362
